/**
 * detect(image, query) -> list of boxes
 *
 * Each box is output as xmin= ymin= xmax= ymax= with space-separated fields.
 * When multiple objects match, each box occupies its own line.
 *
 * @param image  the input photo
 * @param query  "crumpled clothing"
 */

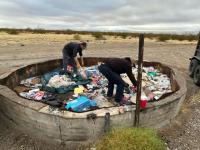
xmin=47 ymin=75 xmax=75 ymax=88
xmin=19 ymin=89 xmax=45 ymax=100
xmin=20 ymin=77 xmax=42 ymax=88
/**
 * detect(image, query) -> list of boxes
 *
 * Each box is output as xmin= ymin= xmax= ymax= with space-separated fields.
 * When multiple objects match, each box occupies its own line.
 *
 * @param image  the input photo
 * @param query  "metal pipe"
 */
xmin=104 ymin=112 xmax=110 ymax=133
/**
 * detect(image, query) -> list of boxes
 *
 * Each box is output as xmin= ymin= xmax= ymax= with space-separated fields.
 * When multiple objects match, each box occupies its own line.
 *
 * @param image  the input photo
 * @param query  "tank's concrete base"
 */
xmin=0 ymin=58 xmax=187 ymax=148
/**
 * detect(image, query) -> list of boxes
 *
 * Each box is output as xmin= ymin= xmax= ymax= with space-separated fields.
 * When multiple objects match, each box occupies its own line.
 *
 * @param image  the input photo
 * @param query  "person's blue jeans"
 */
xmin=98 ymin=64 xmax=124 ymax=103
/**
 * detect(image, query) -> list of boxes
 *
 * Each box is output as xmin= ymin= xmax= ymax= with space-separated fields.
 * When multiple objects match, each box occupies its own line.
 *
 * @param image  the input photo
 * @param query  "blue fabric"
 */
xmin=41 ymin=68 xmax=90 ymax=94
xmin=65 ymin=96 xmax=94 ymax=112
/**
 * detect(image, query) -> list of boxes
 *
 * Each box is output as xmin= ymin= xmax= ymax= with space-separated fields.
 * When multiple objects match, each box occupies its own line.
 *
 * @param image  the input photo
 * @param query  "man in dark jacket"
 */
xmin=62 ymin=41 xmax=87 ymax=73
xmin=98 ymin=57 xmax=137 ymax=105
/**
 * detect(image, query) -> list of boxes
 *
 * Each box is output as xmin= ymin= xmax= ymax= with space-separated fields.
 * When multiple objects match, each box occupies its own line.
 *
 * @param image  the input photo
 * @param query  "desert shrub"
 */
xmin=73 ymin=34 xmax=81 ymax=40
xmin=54 ymin=31 xmax=63 ymax=34
xmin=120 ymin=33 xmax=128 ymax=39
xmin=187 ymin=35 xmax=196 ymax=41
xmin=177 ymin=36 xmax=185 ymax=41
xmin=157 ymin=34 xmax=197 ymax=42
xmin=0 ymin=28 xmax=197 ymax=42
xmin=7 ymin=30 xmax=19 ymax=35
xmin=32 ymin=29 xmax=48 ymax=34
xmin=146 ymin=36 xmax=154 ymax=40
xmin=157 ymin=35 xmax=170 ymax=42
xmin=92 ymin=32 xmax=106 ymax=40
xmin=174 ymin=35 xmax=196 ymax=41
xmin=95 ymin=128 xmax=166 ymax=150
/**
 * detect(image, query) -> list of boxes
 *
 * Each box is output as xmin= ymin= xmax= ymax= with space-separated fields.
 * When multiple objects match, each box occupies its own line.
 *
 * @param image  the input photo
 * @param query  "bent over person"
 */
xmin=62 ymin=41 xmax=87 ymax=73
xmin=98 ymin=57 xmax=137 ymax=105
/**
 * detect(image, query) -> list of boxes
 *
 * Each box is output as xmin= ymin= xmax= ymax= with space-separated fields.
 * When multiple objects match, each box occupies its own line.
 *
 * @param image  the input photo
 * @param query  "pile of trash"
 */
xmin=47 ymin=75 xmax=75 ymax=88
xmin=14 ymin=65 xmax=172 ymax=112
xmin=133 ymin=66 xmax=172 ymax=101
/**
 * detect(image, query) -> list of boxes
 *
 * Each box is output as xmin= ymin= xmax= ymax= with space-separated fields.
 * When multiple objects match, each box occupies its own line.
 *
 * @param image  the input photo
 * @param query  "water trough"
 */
xmin=0 ymin=57 xmax=187 ymax=147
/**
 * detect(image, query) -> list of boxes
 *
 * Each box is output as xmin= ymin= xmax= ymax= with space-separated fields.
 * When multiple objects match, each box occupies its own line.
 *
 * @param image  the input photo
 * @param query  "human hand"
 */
xmin=66 ymin=65 xmax=73 ymax=73
xmin=131 ymin=85 xmax=137 ymax=92
xmin=82 ymin=62 xmax=84 ymax=66
xmin=124 ymin=83 xmax=130 ymax=93
xmin=77 ymin=65 xmax=82 ymax=71
xmin=124 ymin=83 xmax=129 ymax=87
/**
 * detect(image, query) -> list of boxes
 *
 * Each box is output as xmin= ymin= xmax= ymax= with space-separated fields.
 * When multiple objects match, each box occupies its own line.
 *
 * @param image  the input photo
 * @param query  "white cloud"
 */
xmin=0 ymin=0 xmax=200 ymax=33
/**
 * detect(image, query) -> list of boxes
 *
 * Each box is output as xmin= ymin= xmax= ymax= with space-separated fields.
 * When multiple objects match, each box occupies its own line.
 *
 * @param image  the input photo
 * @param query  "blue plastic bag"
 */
xmin=65 ymin=96 xmax=96 ymax=112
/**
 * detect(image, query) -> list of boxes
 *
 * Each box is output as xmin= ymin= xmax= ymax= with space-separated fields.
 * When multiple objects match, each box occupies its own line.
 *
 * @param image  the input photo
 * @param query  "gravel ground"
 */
xmin=159 ymin=85 xmax=200 ymax=150
xmin=0 ymin=39 xmax=199 ymax=150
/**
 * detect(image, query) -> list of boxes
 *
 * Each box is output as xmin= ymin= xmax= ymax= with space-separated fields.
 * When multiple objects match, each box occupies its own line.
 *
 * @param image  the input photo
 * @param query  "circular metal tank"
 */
xmin=0 ymin=57 xmax=186 ymax=148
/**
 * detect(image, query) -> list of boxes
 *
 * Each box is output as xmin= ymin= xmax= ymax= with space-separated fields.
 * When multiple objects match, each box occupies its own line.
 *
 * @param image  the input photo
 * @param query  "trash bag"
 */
xmin=40 ymin=68 xmax=91 ymax=94
xmin=65 ymin=96 xmax=97 ymax=112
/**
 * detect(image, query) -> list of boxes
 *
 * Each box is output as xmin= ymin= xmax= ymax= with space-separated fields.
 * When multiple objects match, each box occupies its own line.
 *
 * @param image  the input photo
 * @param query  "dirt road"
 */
xmin=0 ymin=37 xmax=199 ymax=150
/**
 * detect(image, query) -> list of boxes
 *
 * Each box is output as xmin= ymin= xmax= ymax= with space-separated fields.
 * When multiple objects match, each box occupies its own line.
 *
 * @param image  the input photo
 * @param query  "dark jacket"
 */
xmin=62 ymin=42 xmax=83 ymax=58
xmin=105 ymin=58 xmax=137 ymax=86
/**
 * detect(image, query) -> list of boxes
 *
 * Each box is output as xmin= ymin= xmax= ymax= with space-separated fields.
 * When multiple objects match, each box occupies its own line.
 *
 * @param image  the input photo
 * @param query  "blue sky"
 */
xmin=0 ymin=0 xmax=200 ymax=33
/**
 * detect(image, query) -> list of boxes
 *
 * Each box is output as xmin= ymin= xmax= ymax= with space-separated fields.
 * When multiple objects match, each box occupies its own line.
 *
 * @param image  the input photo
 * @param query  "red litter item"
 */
xmin=33 ymin=91 xmax=44 ymax=101
xmin=131 ymin=85 xmax=137 ymax=92
xmin=67 ymin=65 xmax=73 ymax=72
xmin=140 ymin=96 xmax=147 ymax=109
xmin=92 ymin=77 xmax=98 ymax=84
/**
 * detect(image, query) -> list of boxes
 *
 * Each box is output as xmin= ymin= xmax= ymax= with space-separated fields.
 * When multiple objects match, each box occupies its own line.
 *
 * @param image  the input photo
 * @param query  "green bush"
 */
xmin=95 ymin=128 xmax=166 ymax=150
xmin=157 ymin=36 xmax=170 ymax=42
xmin=0 ymin=28 xmax=197 ymax=42
xmin=92 ymin=32 xmax=106 ymax=40
xmin=7 ymin=30 xmax=19 ymax=35
xmin=120 ymin=33 xmax=128 ymax=39
xmin=73 ymin=34 xmax=81 ymax=40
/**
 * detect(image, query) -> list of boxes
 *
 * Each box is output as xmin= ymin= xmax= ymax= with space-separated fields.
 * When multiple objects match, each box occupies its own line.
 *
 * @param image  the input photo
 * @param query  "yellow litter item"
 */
xmin=74 ymin=87 xmax=84 ymax=94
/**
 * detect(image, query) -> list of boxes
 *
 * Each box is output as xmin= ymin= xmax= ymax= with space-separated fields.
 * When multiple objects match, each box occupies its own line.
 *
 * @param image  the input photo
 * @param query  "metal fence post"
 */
xmin=134 ymin=34 xmax=144 ymax=127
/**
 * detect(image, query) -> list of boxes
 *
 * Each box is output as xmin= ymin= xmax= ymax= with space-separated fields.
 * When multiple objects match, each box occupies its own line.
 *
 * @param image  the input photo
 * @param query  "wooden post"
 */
xmin=134 ymin=34 xmax=144 ymax=127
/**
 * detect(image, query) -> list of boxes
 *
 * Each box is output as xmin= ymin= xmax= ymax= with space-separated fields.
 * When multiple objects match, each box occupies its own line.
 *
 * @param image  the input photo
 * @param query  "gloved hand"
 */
xmin=131 ymin=85 xmax=137 ymax=92
xmin=66 ymin=65 xmax=74 ymax=74
xmin=124 ymin=82 xmax=129 ymax=88
xmin=124 ymin=83 xmax=130 ymax=94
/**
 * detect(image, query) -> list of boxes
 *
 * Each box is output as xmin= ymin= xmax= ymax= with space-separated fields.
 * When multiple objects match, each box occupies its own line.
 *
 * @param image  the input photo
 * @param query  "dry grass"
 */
xmin=0 ymin=32 xmax=196 ymax=47
xmin=188 ymin=90 xmax=200 ymax=104
xmin=0 ymin=32 xmax=93 ymax=44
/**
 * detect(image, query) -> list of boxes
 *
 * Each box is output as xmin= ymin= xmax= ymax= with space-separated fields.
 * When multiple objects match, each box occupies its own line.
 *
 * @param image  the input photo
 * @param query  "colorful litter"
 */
xmin=15 ymin=65 xmax=172 ymax=112
xmin=65 ymin=96 xmax=97 ymax=112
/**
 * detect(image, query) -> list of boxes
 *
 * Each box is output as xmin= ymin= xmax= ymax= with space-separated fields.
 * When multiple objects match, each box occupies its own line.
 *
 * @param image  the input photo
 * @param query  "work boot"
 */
xmin=119 ymin=100 xmax=132 ymax=106
xmin=106 ymin=96 xmax=120 ymax=106
xmin=105 ymin=96 xmax=114 ymax=101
